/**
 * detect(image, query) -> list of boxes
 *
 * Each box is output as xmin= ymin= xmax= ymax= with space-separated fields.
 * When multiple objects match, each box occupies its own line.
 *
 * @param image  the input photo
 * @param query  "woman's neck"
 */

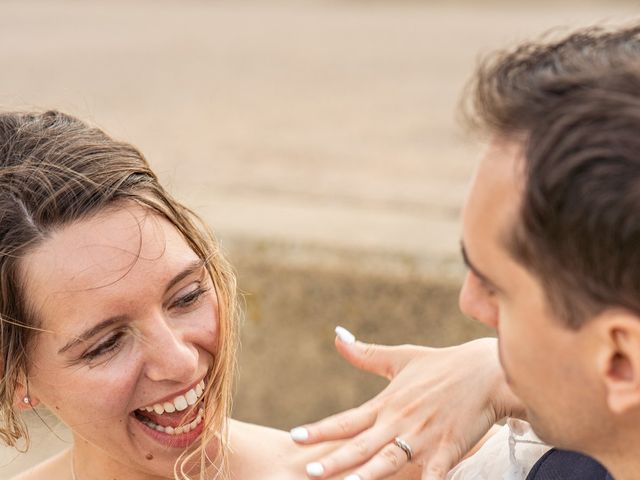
xmin=71 ymin=434 xmax=220 ymax=480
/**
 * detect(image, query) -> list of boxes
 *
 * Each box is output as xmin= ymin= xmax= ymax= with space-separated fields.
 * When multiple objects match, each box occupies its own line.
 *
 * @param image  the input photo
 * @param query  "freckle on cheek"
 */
xmin=146 ymin=453 xmax=153 ymax=460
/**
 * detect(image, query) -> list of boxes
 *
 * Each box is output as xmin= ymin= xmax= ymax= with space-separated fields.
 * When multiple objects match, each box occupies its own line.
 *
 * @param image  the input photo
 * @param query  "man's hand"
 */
xmin=291 ymin=330 xmax=525 ymax=480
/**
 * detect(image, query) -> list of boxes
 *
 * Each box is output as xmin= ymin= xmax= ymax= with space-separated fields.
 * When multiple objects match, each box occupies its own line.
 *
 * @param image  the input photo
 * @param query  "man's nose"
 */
xmin=142 ymin=316 xmax=199 ymax=383
xmin=459 ymin=272 xmax=499 ymax=329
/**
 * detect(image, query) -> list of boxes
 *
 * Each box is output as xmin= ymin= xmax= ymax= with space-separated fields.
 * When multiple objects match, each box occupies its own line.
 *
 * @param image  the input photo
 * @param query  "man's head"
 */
xmin=459 ymin=24 xmax=640 ymax=470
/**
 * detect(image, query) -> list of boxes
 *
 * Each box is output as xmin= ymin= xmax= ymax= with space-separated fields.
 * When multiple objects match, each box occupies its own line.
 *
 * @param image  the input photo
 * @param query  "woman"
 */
xmin=0 ymin=110 xmax=421 ymax=480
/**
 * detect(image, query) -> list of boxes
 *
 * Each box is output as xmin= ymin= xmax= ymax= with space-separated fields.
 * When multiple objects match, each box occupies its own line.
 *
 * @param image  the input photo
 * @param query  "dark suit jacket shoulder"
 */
xmin=526 ymin=449 xmax=613 ymax=480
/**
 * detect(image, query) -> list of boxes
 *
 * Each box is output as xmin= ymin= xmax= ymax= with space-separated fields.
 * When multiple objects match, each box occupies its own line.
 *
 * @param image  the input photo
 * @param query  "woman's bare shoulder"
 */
xmin=10 ymin=448 xmax=71 ymax=480
xmin=227 ymin=420 xmax=420 ymax=480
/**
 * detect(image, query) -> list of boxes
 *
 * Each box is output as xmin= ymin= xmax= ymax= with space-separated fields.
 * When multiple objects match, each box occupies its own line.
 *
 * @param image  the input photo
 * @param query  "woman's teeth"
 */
xmin=138 ymin=380 xmax=205 ymax=415
xmin=140 ymin=406 xmax=205 ymax=435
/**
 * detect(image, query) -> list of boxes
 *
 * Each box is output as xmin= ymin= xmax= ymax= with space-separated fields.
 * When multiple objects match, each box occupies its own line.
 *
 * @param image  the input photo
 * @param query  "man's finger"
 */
xmin=290 ymin=405 xmax=376 ymax=444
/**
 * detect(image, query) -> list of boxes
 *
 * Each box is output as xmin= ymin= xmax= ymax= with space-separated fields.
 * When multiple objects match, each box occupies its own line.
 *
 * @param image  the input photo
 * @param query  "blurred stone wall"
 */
xmin=231 ymin=243 xmax=492 ymax=429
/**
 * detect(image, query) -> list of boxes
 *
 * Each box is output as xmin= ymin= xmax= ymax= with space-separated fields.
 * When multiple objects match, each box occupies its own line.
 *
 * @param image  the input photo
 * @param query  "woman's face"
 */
xmin=21 ymin=204 xmax=219 ymax=478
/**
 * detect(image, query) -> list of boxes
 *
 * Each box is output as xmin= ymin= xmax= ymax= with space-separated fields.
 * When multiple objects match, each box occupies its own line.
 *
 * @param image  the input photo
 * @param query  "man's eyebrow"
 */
xmin=460 ymin=242 xmax=498 ymax=289
xmin=58 ymin=259 xmax=206 ymax=355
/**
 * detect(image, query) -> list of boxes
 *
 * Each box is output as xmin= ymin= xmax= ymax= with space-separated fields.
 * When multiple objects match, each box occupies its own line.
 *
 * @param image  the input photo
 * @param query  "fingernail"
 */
xmin=345 ymin=475 xmax=362 ymax=480
xmin=306 ymin=462 xmax=325 ymax=477
xmin=290 ymin=426 xmax=309 ymax=441
xmin=335 ymin=325 xmax=355 ymax=345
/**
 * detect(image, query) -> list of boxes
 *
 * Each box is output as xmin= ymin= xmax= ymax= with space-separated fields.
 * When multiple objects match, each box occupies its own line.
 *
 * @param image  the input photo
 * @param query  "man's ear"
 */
xmin=595 ymin=310 xmax=640 ymax=414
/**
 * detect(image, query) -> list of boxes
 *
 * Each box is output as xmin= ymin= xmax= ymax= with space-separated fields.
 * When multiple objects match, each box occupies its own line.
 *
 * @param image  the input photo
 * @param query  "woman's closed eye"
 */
xmin=171 ymin=284 xmax=210 ymax=309
xmin=82 ymin=330 xmax=126 ymax=361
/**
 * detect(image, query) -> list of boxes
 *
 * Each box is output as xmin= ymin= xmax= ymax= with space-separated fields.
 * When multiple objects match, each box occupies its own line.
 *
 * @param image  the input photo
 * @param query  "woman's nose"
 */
xmin=142 ymin=316 xmax=198 ymax=383
xmin=459 ymin=272 xmax=499 ymax=329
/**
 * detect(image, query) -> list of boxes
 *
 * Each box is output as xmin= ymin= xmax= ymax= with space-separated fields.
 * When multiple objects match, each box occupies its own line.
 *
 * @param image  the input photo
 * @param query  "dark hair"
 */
xmin=0 ymin=111 xmax=238 ymax=479
xmin=466 ymin=24 xmax=640 ymax=327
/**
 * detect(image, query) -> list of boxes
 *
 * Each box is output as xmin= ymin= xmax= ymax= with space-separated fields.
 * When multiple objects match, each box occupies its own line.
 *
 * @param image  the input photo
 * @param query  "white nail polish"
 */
xmin=306 ymin=462 xmax=325 ymax=477
xmin=290 ymin=426 xmax=309 ymax=441
xmin=345 ymin=475 xmax=362 ymax=480
xmin=335 ymin=326 xmax=355 ymax=345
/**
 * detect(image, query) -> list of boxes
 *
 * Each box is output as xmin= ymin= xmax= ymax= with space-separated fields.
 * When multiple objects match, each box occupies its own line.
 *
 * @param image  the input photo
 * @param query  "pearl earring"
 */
xmin=22 ymin=396 xmax=30 ymax=404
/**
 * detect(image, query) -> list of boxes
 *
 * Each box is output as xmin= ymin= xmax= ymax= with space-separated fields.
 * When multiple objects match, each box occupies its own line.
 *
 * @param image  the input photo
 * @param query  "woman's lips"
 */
xmin=132 ymin=405 xmax=205 ymax=448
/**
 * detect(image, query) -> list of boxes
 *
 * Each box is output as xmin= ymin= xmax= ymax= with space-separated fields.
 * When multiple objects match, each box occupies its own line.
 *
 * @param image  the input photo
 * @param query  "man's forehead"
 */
xmin=463 ymin=137 xmax=525 ymax=249
xmin=478 ymin=137 xmax=526 ymax=184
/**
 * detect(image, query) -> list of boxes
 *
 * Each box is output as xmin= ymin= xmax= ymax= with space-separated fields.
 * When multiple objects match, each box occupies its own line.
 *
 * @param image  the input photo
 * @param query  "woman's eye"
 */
xmin=173 ymin=286 xmax=209 ymax=309
xmin=82 ymin=332 xmax=124 ymax=361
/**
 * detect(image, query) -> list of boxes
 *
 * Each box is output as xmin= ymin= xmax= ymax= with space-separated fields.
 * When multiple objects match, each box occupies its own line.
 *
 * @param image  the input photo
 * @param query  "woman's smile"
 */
xmin=133 ymin=404 xmax=206 ymax=448
xmin=132 ymin=378 xmax=207 ymax=447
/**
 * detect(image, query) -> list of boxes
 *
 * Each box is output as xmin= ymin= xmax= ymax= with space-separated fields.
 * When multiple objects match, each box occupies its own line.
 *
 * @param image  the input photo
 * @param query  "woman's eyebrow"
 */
xmin=163 ymin=259 xmax=205 ymax=294
xmin=57 ymin=259 xmax=206 ymax=355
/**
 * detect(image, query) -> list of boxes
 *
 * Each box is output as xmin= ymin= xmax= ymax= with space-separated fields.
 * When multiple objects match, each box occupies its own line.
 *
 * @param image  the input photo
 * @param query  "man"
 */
xmin=291 ymin=24 xmax=640 ymax=480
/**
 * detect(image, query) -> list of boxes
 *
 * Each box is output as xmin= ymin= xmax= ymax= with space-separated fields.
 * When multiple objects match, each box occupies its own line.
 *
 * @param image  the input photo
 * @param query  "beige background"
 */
xmin=1 ymin=1 xmax=638 ymax=476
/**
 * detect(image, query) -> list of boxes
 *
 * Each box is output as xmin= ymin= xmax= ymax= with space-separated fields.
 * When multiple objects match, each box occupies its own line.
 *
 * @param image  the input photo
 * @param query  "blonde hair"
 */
xmin=0 ymin=110 xmax=237 ymax=479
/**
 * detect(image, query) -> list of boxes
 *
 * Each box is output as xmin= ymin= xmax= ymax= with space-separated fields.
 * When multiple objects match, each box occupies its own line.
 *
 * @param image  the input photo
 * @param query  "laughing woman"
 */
xmin=0 ymin=111 xmax=420 ymax=480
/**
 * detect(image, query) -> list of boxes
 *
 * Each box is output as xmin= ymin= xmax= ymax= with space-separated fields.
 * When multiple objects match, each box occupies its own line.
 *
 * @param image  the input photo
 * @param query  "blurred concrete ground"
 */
xmin=0 ymin=0 xmax=637 ymax=476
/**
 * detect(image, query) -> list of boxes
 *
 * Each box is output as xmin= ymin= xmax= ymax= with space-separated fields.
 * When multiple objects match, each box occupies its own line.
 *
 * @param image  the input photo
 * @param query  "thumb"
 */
xmin=333 ymin=326 xmax=412 ymax=380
